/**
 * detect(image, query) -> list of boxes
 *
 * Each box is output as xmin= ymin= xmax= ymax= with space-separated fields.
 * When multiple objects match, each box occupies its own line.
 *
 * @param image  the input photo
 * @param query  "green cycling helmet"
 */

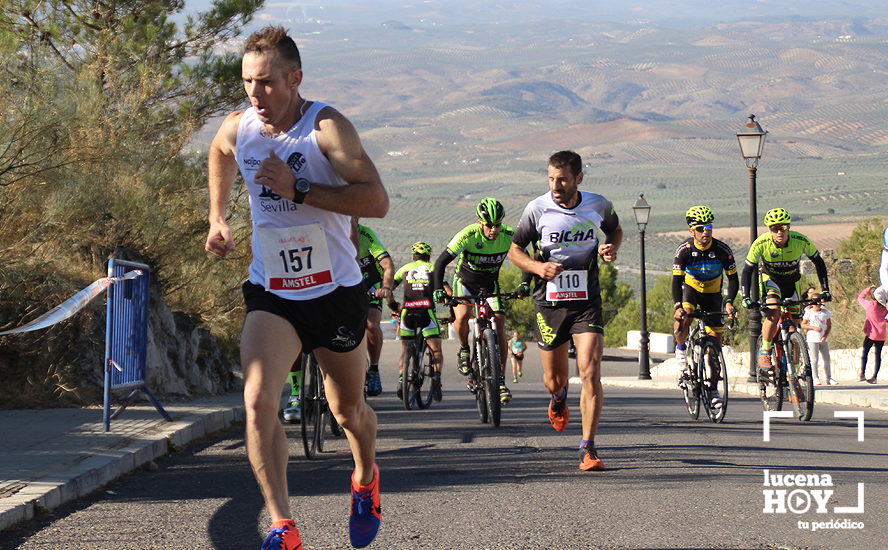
xmin=763 ymin=208 xmax=791 ymax=227
xmin=685 ymin=205 xmax=714 ymax=227
xmin=412 ymin=242 xmax=432 ymax=255
xmin=476 ymin=197 xmax=505 ymax=225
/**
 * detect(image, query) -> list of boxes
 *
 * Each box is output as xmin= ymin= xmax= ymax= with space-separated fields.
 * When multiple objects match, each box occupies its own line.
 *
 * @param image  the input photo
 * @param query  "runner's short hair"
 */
xmin=548 ymin=150 xmax=582 ymax=177
xmin=244 ymin=25 xmax=302 ymax=72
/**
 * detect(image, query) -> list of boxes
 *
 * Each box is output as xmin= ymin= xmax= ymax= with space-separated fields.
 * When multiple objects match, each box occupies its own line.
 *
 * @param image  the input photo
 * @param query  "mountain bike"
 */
xmin=300 ymin=352 xmax=343 ymax=459
xmin=753 ymin=297 xmax=818 ymax=421
xmin=676 ymin=310 xmax=732 ymax=423
xmin=449 ymin=291 xmax=518 ymax=427
xmin=400 ymin=308 xmax=439 ymax=410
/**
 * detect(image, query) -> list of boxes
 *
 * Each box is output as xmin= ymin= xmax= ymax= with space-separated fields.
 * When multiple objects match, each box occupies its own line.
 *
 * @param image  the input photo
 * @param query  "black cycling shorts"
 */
xmin=533 ymin=295 xmax=604 ymax=351
xmin=243 ymin=281 xmax=368 ymax=353
xmin=681 ymin=287 xmax=725 ymax=333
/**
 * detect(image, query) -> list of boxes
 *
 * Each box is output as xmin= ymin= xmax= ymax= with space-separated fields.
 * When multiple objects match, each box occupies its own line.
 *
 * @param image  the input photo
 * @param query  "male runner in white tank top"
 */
xmin=205 ymin=26 xmax=387 ymax=550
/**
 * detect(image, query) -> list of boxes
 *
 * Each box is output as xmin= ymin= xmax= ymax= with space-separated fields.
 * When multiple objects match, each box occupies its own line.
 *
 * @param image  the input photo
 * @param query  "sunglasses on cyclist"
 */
xmin=769 ymin=224 xmax=789 ymax=232
xmin=692 ymin=224 xmax=713 ymax=232
xmin=482 ymin=222 xmax=502 ymax=229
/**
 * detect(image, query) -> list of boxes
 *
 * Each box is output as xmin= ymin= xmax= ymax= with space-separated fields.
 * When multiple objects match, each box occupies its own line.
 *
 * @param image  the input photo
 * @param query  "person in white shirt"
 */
xmin=801 ymin=296 xmax=834 ymax=385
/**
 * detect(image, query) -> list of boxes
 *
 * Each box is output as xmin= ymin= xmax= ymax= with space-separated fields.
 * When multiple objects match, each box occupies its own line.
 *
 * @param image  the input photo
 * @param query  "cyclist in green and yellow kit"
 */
xmin=433 ymin=197 xmax=515 ymax=403
xmin=352 ymin=218 xmax=396 ymax=396
xmin=741 ymin=208 xmax=831 ymax=375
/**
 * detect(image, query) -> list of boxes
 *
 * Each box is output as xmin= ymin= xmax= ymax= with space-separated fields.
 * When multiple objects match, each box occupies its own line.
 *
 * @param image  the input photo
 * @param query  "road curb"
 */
xmin=0 ymin=405 xmax=244 ymax=532
xmin=598 ymin=377 xmax=888 ymax=412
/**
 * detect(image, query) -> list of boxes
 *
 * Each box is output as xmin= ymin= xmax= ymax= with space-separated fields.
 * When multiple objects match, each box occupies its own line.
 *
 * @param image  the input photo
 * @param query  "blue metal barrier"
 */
xmin=103 ymin=259 xmax=171 ymax=431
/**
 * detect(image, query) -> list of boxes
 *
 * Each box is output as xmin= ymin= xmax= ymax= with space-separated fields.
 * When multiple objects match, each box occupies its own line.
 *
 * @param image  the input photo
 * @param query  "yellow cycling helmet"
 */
xmin=412 ymin=242 xmax=432 ymax=255
xmin=685 ymin=205 xmax=714 ymax=227
xmin=763 ymin=208 xmax=791 ymax=227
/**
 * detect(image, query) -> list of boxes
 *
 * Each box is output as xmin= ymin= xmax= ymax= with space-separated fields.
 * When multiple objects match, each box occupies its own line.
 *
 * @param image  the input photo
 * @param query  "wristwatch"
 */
xmin=293 ymin=178 xmax=310 ymax=204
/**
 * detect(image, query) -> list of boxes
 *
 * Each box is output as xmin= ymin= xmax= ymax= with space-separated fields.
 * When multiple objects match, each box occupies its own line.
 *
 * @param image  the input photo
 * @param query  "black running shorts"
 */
xmin=533 ymin=295 xmax=604 ymax=351
xmin=243 ymin=281 xmax=369 ymax=353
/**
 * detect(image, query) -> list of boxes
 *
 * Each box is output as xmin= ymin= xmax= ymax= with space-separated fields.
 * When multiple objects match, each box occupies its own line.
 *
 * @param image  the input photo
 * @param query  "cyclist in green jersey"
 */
xmin=392 ymin=242 xmax=449 ymax=400
xmin=352 ymin=218 xmax=396 ymax=396
xmin=432 ymin=197 xmax=515 ymax=403
xmin=741 ymin=208 xmax=831 ymax=373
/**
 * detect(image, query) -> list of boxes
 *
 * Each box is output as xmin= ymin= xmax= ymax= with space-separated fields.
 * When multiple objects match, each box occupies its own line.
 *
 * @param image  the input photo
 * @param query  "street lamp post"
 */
xmin=735 ymin=114 xmax=768 ymax=383
xmin=633 ymin=194 xmax=652 ymax=380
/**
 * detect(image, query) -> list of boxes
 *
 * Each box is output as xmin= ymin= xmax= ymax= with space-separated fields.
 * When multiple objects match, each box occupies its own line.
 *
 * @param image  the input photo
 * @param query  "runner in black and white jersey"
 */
xmin=509 ymin=150 xmax=622 ymax=472
xmin=205 ymin=26 xmax=384 ymax=550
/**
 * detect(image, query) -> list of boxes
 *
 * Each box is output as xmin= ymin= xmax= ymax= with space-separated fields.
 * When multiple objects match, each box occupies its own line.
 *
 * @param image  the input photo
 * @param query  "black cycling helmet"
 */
xmin=476 ymin=197 xmax=505 ymax=225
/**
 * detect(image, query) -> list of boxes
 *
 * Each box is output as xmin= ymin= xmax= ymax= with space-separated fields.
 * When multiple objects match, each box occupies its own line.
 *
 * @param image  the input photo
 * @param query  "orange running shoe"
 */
xmin=548 ymin=395 xmax=569 ymax=431
xmin=260 ymin=519 xmax=303 ymax=550
xmin=350 ymin=463 xmax=381 ymax=548
xmin=579 ymin=444 xmax=606 ymax=471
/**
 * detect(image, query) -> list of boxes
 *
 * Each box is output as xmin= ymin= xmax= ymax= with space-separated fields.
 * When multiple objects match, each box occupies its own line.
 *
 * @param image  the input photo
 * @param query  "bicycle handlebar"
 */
xmin=676 ymin=309 xmax=736 ymax=333
xmin=748 ymin=297 xmax=824 ymax=310
xmin=445 ymin=291 xmax=520 ymax=307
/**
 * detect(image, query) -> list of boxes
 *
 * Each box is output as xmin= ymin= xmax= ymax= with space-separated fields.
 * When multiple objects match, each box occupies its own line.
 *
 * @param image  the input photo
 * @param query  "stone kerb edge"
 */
xmin=0 ymin=404 xmax=245 ymax=532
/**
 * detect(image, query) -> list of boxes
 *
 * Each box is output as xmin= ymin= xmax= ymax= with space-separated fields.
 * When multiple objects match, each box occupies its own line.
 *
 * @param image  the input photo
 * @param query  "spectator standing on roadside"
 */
xmin=858 ymin=285 xmax=887 ymax=384
xmin=801 ymin=296 xmax=834 ymax=386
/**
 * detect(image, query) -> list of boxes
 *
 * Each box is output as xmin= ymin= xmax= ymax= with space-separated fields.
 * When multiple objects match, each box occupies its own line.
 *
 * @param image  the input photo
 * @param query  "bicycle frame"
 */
xmin=400 ymin=309 xmax=435 ymax=410
xmin=677 ymin=310 xmax=731 ymax=423
xmin=449 ymin=291 xmax=518 ymax=427
xmin=755 ymin=297 xmax=819 ymax=421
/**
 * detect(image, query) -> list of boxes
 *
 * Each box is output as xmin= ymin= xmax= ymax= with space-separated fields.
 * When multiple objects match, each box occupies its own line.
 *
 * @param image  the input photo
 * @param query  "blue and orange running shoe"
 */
xmin=261 ymin=519 xmax=303 ymax=550
xmin=350 ymin=463 xmax=381 ymax=548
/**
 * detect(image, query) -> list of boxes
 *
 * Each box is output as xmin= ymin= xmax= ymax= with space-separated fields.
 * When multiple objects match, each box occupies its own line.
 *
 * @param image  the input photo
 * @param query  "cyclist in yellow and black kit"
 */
xmin=672 ymin=206 xmax=738 ymax=409
xmin=433 ymin=197 xmax=515 ymax=403
xmin=741 ymin=208 xmax=831 ymax=374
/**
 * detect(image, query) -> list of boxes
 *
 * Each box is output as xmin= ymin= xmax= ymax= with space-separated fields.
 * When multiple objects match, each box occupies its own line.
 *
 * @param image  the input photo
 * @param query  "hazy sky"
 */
xmin=184 ymin=0 xmax=888 ymax=32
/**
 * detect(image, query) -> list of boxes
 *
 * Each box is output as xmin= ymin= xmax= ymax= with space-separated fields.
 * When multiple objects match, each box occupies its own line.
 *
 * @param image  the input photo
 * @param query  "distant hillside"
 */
xmin=195 ymin=10 xmax=888 ymax=276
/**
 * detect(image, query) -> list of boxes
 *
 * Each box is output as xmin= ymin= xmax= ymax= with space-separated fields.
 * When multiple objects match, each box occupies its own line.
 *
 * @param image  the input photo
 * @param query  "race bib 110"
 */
xmin=545 ymin=270 xmax=588 ymax=301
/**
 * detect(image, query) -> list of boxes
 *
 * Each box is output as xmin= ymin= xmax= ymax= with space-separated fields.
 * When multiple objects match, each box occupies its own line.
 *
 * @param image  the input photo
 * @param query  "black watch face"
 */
xmin=296 ymin=179 xmax=310 ymax=193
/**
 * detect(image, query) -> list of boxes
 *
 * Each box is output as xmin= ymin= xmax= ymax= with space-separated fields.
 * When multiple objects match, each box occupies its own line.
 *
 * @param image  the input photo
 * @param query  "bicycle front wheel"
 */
xmin=482 ymin=328 xmax=502 ymax=427
xmin=699 ymin=338 xmax=728 ymax=423
xmin=472 ymin=344 xmax=488 ymax=424
xmin=787 ymin=331 xmax=815 ymax=421
xmin=300 ymin=354 xmax=326 ymax=459
xmin=756 ymin=336 xmax=783 ymax=412
xmin=682 ymin=346 xmax=700 ymax=420
xmin=414 ymin=339 xmax=435 ymax=409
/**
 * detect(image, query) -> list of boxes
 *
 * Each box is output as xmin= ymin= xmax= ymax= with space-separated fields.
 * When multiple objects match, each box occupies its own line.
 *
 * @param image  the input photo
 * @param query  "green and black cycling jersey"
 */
xmin=741 ymin=230 xmax=829 ymax=298
xmin=433 ymin=223 xmax=514 ymax=290
xmin=672 ymin=237 xmax=738 ymax=304
xmin=357 ymin=224 xmax=390 ymax=289
xmin=394 ymin=259 xmax=448 ymax=310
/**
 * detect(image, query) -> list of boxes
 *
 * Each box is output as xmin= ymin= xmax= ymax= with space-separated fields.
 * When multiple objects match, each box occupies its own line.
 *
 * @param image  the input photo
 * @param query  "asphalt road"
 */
xmin=3 ymin=343 xmax=887 ymax=550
